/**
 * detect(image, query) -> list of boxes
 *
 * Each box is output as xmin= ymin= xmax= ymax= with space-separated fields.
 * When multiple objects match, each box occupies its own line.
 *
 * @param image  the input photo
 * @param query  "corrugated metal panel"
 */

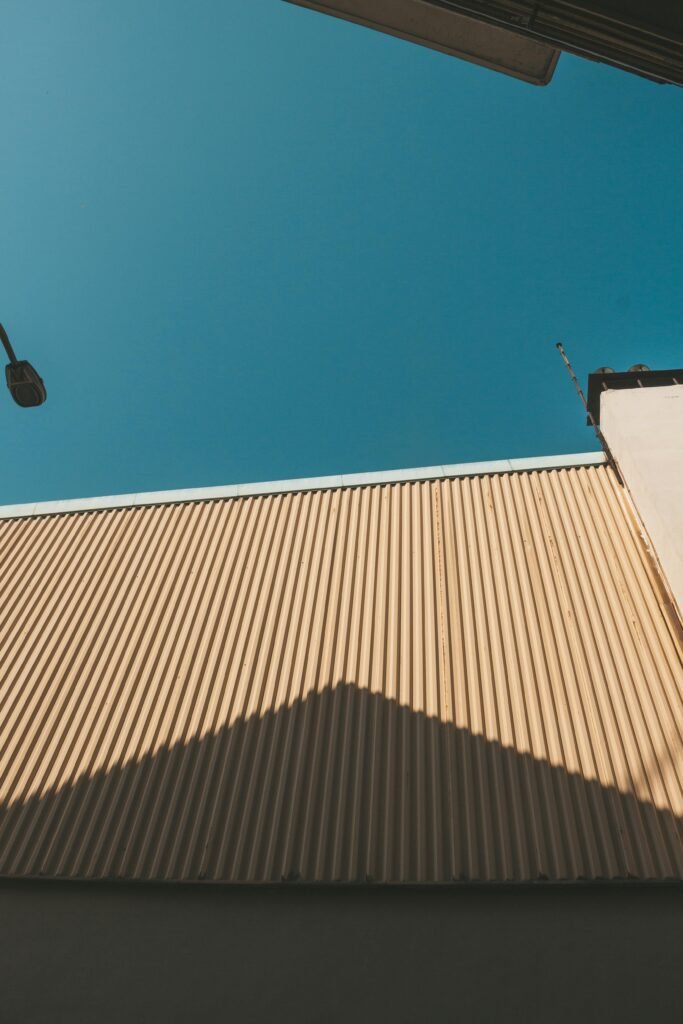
xmin=0 ymin=464 xmax=680 ymax=882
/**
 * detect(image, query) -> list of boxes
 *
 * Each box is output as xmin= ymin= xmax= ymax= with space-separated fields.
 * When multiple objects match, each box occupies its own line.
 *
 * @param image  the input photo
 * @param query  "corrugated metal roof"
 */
xmin=0 ymin=463 xmax=681 ymax=882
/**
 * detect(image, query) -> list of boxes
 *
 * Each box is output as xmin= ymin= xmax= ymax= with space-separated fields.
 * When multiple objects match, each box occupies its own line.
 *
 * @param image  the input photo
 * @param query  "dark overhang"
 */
xmin=285 ymin=0 xmax=560 ymax=84
xmin=285 ymin=1 xmax=683 ymax=86
xmin=587 ymin=368 xmax=683 ymax=425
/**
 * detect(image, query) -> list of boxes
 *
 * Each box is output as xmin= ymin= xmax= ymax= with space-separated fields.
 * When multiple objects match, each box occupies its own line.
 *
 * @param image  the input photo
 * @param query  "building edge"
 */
xmin=0 ymin=451 xmax=606 ymax=521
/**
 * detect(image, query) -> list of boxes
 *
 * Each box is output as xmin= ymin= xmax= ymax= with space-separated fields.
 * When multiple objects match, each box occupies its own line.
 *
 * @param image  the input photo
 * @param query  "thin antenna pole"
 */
xmin=555 ymin=342 xmax=622 ymax=483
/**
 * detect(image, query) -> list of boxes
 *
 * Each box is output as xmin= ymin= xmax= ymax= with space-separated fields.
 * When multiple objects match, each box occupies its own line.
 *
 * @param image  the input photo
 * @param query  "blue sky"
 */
xmin=0 ymin=0 xmax=681 ymax=503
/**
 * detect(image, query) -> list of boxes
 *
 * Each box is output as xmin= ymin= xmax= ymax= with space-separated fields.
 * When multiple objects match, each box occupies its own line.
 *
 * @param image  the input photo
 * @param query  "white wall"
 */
xmin=601 ymin=384 xmax=683 ymax=616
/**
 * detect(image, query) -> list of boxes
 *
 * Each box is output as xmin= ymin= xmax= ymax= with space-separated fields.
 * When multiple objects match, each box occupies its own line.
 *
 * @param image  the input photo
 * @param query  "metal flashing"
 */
xmin=0 ymin=451 xmax=605 ymax=521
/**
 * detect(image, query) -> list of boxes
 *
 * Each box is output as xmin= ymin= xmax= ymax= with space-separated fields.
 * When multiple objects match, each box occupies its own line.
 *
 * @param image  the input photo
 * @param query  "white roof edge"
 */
xmin=0 ymin=452 xmax=606 ymax=521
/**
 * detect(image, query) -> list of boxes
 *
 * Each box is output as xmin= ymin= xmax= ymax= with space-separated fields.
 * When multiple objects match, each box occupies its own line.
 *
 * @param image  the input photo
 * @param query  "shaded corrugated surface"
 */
xmin=0 ymin=464 xmax=681 ymax=882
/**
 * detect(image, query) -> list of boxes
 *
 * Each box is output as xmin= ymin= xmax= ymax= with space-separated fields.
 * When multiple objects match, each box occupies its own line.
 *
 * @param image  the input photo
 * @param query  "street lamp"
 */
xmin=0 ymin=323 xmax=46 ymax=408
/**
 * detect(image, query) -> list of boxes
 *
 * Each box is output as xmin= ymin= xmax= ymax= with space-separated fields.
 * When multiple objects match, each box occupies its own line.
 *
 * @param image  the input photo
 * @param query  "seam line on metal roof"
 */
xmin=0 ymin=451 xmax=605 ymax=521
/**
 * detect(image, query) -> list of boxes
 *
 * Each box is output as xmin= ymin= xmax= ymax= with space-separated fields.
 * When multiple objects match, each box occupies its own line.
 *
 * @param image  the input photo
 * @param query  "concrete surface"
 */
xmin=601 ymin=383 xmax=683 ymax=617
xmin=0 ymin=880 xmax=680 ymax=1023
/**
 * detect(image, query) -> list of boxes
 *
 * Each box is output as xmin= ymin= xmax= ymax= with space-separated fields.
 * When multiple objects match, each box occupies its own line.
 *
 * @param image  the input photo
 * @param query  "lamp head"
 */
xmin=0 ymin=323 xmax=47 ymax=407
xmin=5 ymin=360 xmax=47 ymax=407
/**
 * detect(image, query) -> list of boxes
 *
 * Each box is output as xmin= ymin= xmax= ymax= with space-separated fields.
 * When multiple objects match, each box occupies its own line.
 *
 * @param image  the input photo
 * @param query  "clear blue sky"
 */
xmin=0 ymin=0 xmax=681 ymax=503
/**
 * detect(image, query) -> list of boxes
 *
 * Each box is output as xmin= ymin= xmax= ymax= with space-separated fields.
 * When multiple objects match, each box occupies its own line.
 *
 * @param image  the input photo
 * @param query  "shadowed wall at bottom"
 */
xmin=0 ymin=879 xmax=680 ymax=1024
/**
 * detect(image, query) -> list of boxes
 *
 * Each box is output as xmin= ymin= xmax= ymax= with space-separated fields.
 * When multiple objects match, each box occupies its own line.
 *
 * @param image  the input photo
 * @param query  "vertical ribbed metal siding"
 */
xmin=0 ymin=465 xmax=680 ymax=881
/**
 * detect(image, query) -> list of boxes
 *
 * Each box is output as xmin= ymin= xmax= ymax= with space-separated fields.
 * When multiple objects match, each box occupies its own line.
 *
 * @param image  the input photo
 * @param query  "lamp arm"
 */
xmin=0 ymin=323 xmax=19 ymax=365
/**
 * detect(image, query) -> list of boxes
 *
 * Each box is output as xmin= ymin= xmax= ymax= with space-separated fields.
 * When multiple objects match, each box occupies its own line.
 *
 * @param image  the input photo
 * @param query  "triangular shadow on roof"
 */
xmin=1 ymin=683 xmax=680 ymax=882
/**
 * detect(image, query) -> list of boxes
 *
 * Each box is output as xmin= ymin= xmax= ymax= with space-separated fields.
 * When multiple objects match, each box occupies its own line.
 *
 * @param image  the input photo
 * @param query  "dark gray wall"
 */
xmin=0 ymin=881 xmax=680 ymax=1024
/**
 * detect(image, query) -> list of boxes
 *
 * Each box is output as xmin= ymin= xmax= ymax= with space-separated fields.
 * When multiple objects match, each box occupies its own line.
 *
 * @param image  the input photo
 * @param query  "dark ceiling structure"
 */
xmin=286 ymin=1 xmax=683 ymax=86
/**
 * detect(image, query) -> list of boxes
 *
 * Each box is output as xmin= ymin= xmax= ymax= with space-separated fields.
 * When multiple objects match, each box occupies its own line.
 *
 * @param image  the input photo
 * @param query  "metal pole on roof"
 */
xmin=555 ymin=342 xmax=622 ymax=483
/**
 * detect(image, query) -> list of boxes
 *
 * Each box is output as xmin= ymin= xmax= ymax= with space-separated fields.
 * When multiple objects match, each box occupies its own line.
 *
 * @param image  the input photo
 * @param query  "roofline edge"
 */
xmin=0 ymin=451 xmax=606 ymax=521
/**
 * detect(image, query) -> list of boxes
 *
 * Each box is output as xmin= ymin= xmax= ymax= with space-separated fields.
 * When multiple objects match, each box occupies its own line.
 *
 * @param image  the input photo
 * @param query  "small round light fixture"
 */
xmin=627 ymin=364 xmax=651 ymax=373
xmin=0 ymin=323 xmax=46 ymax=408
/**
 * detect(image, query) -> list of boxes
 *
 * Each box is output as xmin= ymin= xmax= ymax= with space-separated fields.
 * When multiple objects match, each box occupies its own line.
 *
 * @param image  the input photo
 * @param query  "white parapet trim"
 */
xmin=0 ymin=451 xmax=605 ymax=521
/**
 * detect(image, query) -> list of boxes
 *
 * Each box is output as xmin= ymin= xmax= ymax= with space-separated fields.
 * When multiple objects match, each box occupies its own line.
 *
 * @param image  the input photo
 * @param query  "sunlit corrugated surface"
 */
xmin=0 ymin=464 xmax=681 ymax=882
